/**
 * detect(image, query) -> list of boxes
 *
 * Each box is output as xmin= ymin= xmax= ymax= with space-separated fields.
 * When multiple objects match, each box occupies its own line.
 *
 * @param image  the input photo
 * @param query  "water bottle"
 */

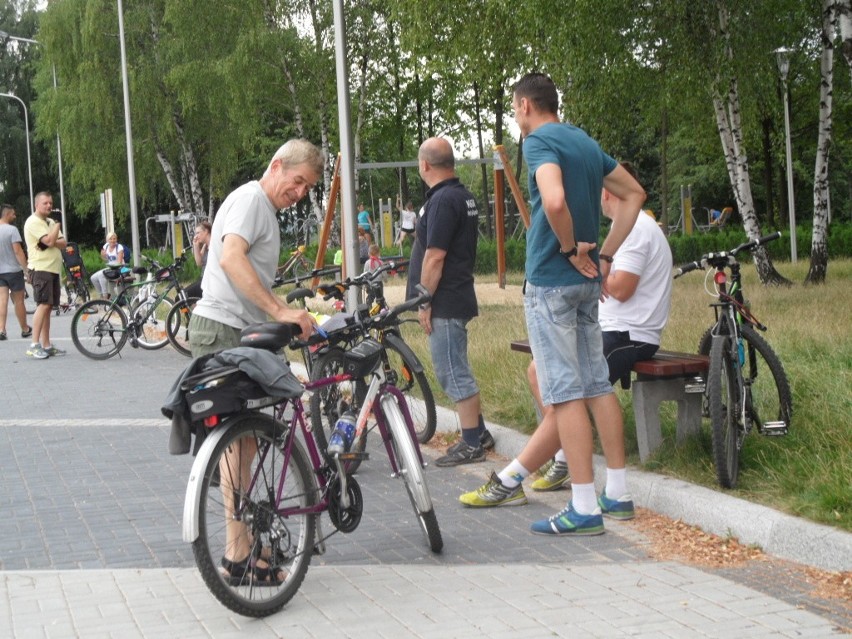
xmin=327 ymin=411 xmax=357 ymax=456
xmin=737 ymin=338 xmax=745 ymax=366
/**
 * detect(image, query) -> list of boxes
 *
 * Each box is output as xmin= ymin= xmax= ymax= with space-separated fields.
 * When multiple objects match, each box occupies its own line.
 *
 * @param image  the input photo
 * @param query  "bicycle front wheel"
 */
xmin=738 ymin=325 xmax=792 ymax=436
xmin=707 ymin=335 xmax=742 ymax=488
xmin=166 ymin=297 xmax=199 ymax=357
xmin=309 ymin=348 xmax=367 ymax=473
xmin=382 ymin=335 xmax=437 ymax=444
xmin=132 ymin=296 xmax=173 ymax=350
xmin=193 ymin=415 xmax=316 ymax=618
xmin=380 ymin=392 xmax=442 ymax=553
xmin=71 ymin=300 xmax=128 ymax=360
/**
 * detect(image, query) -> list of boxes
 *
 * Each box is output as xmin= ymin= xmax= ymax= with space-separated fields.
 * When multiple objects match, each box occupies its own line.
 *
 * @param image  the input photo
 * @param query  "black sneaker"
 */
xmin=435 ymin=441 xmax=486 ymax=467
xmin=479 ymin=428 xmax=495 ymax=451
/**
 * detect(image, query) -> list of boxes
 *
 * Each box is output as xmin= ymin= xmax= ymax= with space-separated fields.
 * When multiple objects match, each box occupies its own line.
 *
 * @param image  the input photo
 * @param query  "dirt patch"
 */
xmin=627 ymin=507 xmax=852 ymax=616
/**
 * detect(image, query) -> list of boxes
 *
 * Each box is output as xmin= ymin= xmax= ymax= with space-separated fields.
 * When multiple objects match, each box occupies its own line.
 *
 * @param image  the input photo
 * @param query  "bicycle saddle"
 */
xmin=240 ymin=322 xmax=295 ymax=350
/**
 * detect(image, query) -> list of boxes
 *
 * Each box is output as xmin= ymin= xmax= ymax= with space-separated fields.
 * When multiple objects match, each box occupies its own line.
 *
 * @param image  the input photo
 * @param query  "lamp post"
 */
xmin=0 ymin=91 xmax=34 ymax=212
xmin=0 ymin=30 xmax=67 ymax=232
xmin=774 ymin=46 xmax=797 ymax=263
xmin=117 ymin=0 xmax=141 ymax=267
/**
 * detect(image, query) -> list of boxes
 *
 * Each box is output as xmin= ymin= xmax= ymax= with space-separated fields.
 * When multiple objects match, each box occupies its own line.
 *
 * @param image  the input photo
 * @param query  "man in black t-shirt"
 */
xmin=406 ymin=137 xmax=494 ymax=466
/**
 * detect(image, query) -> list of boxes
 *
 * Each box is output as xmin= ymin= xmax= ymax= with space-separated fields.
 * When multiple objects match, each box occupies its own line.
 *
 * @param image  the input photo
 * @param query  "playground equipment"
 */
xmin=314 ymin=147 xmax=528 ymax=289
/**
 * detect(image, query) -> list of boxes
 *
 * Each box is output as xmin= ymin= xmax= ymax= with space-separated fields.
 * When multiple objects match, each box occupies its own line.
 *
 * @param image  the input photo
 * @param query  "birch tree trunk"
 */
xmin=156 ymin=148 xmax=186 ymax=212
xmin=837 ymin=0 xmax=852 ymax=84
xmin=713 ymin=1 xmax=790 ymax=285
xmin=806 ymin=0 xmax=837 ymax=284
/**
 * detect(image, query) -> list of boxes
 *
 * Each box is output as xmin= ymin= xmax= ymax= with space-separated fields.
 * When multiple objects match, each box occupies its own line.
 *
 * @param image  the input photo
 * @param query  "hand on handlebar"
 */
xmin=272 ymin=307 xmax=317 ymax=340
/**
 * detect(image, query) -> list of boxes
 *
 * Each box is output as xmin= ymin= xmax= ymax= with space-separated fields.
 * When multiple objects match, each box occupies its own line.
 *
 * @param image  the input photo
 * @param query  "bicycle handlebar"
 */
xmin=290 ymin=283 xmax=430 ymax=350
xmin=674 ymin=231 xmax=781 ymax=278
xmin=317 ymin=260 xmax=403 ymax=301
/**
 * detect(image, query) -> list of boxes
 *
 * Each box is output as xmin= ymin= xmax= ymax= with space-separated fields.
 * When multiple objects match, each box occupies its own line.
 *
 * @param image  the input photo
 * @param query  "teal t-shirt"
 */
xmin=523 ymin=122 xmax=617 ymax=287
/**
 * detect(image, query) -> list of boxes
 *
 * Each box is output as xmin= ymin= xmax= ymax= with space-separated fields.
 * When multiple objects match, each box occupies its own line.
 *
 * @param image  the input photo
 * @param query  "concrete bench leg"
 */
xmin=632 ymin=378 xmax=702 ymax=462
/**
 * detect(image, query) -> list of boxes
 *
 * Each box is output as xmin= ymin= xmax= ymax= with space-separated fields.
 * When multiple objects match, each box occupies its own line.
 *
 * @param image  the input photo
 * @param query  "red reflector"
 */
xmin=714 ymin=272 xmax=727 ymax=286
xmin=204 ymin=415 xmax=219 ymax=428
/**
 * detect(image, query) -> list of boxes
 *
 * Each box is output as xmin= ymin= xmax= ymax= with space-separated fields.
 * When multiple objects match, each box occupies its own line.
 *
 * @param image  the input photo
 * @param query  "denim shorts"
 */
xmin=429 ymin=317 xmax=479 ymax=402
xmin=524 ymin=281 xmax=612 ymax=405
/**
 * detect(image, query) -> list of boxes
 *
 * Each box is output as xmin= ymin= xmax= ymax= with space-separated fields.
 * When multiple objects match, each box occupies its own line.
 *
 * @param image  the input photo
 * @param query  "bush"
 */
xmin=476 ymin=222 xmax=852 ymax=267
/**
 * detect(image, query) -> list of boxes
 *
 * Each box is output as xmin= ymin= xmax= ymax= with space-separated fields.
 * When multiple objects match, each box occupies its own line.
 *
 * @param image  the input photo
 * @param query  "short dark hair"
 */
xmin=1 ymin=203 xmax=14 ymax=217
xmin=512 ymin=73 xmax=559 ymax=115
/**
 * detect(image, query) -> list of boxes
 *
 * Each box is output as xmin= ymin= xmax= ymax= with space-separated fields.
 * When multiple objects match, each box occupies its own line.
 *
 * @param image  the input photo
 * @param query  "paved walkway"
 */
xmin=0 ymin=311 xmax=849 ymax=637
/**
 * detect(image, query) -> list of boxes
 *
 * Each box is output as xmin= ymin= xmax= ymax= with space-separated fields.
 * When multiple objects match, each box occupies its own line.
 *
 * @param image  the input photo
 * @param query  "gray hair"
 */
xmin=265 ymin=139 xmax=324 ymax=177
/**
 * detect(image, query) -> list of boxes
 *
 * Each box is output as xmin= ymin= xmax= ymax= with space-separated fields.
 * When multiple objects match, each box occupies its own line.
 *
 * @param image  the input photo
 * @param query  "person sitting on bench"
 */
xmin=90 ymin=233 xmax=126 ymax=299
xmin=459 ymin=162 xmax=673 ymax=509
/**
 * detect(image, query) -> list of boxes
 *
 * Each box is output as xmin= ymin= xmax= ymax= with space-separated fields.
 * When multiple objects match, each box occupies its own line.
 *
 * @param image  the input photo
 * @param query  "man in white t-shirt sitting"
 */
xmin=459 ymin=162 xmax=674 ymax=507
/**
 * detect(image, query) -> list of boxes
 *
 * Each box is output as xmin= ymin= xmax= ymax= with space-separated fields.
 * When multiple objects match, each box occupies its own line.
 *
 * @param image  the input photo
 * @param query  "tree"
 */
xmin=806 ymin=0 xmax=839 ymax=284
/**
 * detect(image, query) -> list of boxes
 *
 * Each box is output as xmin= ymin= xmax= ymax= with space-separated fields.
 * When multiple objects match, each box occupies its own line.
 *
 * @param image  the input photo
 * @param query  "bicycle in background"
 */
xmin=71 ymin=252 xmax=190 ymax=359
xmin=675 ymin=232 xmax=792 ymax=488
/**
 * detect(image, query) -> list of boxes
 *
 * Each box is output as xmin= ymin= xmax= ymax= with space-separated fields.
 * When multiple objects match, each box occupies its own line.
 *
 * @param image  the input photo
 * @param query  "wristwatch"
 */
xmin=559 ymin=246 xmax=578 ymax=260
xmin=599 ymin=253 xmax=614 ymax=263
xmin=419 ymin=302 xmax=431 ymax=311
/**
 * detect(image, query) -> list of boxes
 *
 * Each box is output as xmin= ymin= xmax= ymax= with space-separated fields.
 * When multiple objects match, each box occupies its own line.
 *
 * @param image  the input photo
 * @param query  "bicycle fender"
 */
xmin=182 ymin=422 xmax=237 ymax=543
xmin=382 ymin=332 xmax=424 ymax=374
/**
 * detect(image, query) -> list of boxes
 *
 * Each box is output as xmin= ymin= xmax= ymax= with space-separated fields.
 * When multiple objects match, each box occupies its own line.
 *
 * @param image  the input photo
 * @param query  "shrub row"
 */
xmin=473 ymin=222 xmax=852 ymax=273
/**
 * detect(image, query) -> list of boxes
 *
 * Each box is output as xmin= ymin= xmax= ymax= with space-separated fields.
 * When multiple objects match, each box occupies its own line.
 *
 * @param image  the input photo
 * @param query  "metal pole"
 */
xmin=332 ymin=0 xmax=360 ymax=310
xmin=782 ymin=84 xmax=797 ymax=263
xmin=117 ymin=0 xmax=141 ymax=267
xmin=0 ymin=92 xmax=34 ymax=212
xmin=52 ymin=64 xmax=67 ymax=237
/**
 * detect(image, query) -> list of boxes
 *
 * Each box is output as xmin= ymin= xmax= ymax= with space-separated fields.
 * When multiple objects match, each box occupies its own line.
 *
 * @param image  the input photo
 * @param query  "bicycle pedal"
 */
xmin=336 ymin=452 xmax=369 ymax=461
xmin=760 ymin=421 xmax=788 ymax=436
xmin=684 ymin=376 xmax=706 ymax=394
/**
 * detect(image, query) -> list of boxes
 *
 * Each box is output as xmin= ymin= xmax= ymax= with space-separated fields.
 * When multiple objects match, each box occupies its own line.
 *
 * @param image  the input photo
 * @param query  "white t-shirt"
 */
xmin=102 ymin=243 xmax=125 ymax=264
xmin=193 ymin=181 xmax=280 ymax=329
xmin=400 ymin=208 xmax=417 ymax=231
xmin=598 ymin=211 xmax=673 ymax=345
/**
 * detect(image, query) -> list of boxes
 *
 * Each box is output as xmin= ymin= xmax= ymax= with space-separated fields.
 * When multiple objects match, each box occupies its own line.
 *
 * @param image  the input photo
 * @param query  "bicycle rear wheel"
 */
xmin=193 ymin=415 xmax=316 ymax=618
xmin=380 ymin=392 xmax=442 ymax=553
xmin=707 ymin=335 xmax=741 ymax=488
xmin=309 ymin=348 xmax=367 ymax=473
xmin=166 ymin=297 xmax=199 ymax=357
xmin=382 ymin=335 xmax=437 ymax=444
xmin=71 ymin=300 xmax=128 ymax=360
xmin=131 ymin=296 xmax=173 ymax=350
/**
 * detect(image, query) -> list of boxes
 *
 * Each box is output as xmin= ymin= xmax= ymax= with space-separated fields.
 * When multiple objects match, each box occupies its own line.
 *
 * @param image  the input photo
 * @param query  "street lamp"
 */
xmin=0 ymin=30 xmax=67 ymax=232
xmin=773 ymin=46 xmax=797 ymax=263
xmin=117 ymin=0 xmax=141 ymax=267
xmin=0 ymin=91 xmax=34 ymax=212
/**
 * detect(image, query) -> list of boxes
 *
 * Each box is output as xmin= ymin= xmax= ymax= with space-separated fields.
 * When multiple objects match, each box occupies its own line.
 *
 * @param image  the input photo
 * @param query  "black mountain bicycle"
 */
xmin=675 ymin=232 xmax=792 ymax=488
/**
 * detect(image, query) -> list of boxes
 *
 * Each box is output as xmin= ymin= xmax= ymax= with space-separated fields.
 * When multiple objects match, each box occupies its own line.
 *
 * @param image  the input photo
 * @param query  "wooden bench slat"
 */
xmin=510 ymin=339 xmax=708 ymax=376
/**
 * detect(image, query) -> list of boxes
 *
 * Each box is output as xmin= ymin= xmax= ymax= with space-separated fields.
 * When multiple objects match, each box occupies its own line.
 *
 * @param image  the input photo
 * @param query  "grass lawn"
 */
xmin=382 ymin=258 xmax=852 ymax=532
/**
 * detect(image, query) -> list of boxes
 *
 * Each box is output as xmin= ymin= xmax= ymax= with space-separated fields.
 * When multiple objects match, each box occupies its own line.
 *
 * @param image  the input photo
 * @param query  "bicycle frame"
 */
xmin=224 ymin=364 xmax=424 ymax=546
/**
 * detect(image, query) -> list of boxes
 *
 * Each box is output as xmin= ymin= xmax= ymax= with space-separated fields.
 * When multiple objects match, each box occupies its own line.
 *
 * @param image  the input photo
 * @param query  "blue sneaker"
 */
xmin=530 ymin=503 xmax=604 ymax=536
xmin=597 ymin=493 xmax=635 ymax=520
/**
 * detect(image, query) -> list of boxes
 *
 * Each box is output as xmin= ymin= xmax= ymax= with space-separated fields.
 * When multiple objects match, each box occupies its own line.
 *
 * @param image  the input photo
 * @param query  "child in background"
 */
xmin=363 ymin=243 xmax=386 ymax=305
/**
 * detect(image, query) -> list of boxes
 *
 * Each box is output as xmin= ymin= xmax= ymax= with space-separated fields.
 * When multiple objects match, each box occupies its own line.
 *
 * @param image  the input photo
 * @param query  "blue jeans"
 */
xmin=524 ymin=281 xmax=612 ymax=406
xmin=428 ymin=317 xmax=479 ymax=402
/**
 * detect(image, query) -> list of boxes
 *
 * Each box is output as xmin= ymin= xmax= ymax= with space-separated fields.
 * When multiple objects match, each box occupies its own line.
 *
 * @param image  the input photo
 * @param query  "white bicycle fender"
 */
xmin=182 ymin=424 xmax=234 ymax=543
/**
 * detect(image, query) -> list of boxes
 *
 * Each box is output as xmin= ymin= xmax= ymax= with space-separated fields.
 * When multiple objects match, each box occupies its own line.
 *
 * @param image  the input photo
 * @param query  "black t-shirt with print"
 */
xmin=406 ymin=177 xmax=478 ymax=319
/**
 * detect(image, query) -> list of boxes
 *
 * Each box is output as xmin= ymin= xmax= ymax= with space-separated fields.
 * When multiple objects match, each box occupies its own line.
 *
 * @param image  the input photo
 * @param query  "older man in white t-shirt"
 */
xmin=189 ymin=139 xmax=324 ymax=357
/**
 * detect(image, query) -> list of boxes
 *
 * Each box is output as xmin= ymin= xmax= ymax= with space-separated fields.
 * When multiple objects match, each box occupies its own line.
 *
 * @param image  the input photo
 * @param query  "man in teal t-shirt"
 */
xmin=511 ymin=73 xmax=646 ymax=537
